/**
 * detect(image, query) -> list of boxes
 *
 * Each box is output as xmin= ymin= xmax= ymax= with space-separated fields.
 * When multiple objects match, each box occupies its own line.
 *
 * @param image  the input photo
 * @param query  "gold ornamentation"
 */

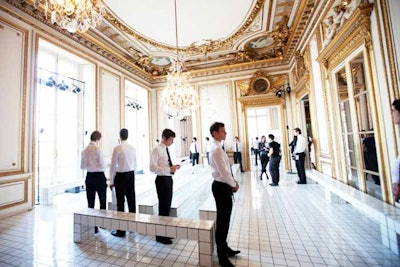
xmin=36 ymin=0 xmax=105 ymax=33
xmin=103 ymin=0 xmax=265 ymax=55
xmin=317 ymin=3 xmax=373 ymax=71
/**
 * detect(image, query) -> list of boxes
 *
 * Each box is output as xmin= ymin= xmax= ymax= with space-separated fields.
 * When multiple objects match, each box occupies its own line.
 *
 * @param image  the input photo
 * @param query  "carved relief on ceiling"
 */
xmin=236 ymin=71 xmax=288 ymax=97
xmin=293 ymin=50 xmax=310 ymax=84
xmin=322 ymin=0 xmax=369 ymax=49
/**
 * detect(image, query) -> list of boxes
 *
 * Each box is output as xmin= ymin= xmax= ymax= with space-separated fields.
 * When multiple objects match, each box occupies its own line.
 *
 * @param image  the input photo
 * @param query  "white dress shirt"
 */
xmin=392 ymin=154 xmax=400 ymax=184
xmin=233 ymin=141 xmax=242 ymax=152
xmin=150 ymin=143 xmax=173 ymax=176
xmin=80 ymin=141 xmax=106 ymax=172
xmin=189 ymin=142 xmax=199 ymax=154
xmin=109 ymin=141 xmax=136 ymax=185
xmin=293 ymin=134 xmax=307 ymax=154
xmin=206 ymin=141 xmax=211 ymax=153
xmin=209 ymin=140 xmax=236 ymax=187
xmin=252 ymin=140 xmax=259 ymax=149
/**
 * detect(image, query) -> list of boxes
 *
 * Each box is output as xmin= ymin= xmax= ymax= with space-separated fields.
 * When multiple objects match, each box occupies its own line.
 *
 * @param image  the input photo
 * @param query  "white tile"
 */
xmin=128 ymin=221 xmax=137 ymax=232
xmin=156 ymin=225 xmax=166 ymax=236
xmin=177 ymin=227 xmax=188 ymax=239
xmin=166 ymin=226 xmax=177 ymax=238
xmin=198 ymin=241 xmax=212 ymax=255
xmin=137 ymin=222 xmax=146 ymax=234
xmin=147 ymin=224 xmax=156 ymax=235
xmin=188 ymin=228 xmax=199 ymax=240
xmin=120 ymin=220 xmax=128 ymax=231
xmin=111 ymin=219 xmax=119 ymax=230
xmin=199 ymin=229 xmax=212 ymax=242
xmin=103 ymin=218 xmax=111 ymax=229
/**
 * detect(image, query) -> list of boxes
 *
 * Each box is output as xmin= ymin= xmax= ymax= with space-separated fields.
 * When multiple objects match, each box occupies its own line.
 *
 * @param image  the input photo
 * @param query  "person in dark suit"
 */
xmin=189 ymin=137 xmax=200 ymax=165
xmin=150 ymin=129 xmax=181 ymax=244
xmin=259 ymin=135 xmax=269 ymax=180
xmin=268 ymin=134 xmax=281 ymax=186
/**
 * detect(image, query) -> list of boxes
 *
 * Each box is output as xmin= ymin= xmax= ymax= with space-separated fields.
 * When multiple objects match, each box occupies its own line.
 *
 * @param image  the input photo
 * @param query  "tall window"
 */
xmin=125 ymin=80 xmax=150 ymax=171
xmin=36 ymin=39 xmax=94 ymax=192
xmin=334 ymin=53 xmax=381 ymax=199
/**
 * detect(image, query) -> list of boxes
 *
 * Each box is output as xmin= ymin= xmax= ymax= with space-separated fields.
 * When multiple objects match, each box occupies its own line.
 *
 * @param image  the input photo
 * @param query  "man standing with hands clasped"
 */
xmin=150 ymin=129 xmax=181 ymax=245
xmin=293 ymin=127 xmax=307 ymax=184
xmin=109 ymin=128 xmax=137 ymax=237
xmin=209 ymin=122 xmax=240 ymax=267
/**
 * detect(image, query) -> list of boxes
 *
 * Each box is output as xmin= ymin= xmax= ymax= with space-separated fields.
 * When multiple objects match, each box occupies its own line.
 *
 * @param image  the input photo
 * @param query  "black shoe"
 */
xmin=297 ymin=181 xmax=306 ymax=184
xmin=156 ymin=236 xmax=172 ymax=245
xmin=219 ymin=258 xmax=235 ymax=267
xmin=269 ymin=183 xmax=278 ymax=186
xmin=259 ymin=174 xmax=263 ymax=180
xmin=111 ymin=230 xmax=126 ymax=237
xmin=94 ymin=226 xmax=99 ymax=234
xmin=227 ymin=248 xmax=241 ymax=257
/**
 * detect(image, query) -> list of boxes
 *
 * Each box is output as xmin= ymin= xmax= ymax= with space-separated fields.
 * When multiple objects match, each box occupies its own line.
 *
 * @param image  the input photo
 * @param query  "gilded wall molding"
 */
xmin=317 ymin=3 xmax=373 ymax=71
xmin=0 ymin=17 xmax=28 ymax=177
xmin=379 ymin=0 xmax=399 ymax=99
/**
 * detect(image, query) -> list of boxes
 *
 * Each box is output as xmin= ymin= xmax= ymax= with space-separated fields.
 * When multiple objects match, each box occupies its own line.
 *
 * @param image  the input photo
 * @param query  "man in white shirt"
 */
xmin=109 ymin=128 xmax=137 ymax=237
xmin=233 ymin=136 xmax=244 ymax=172
xmin=392 ymin=99 xmax=400 ymax=202
xmin=81 ymin=131 xmax=107 ymax=234
xmin=189 ymin=137 xmax=200 ymax=165
xmin=150 ymin=129 xmax=180 ymax=244
xmin=293 ymin=128 xmax=307 ymax=184
xmin=209 ymin=122 xmax=240 ymax=267
xmin=205 ymin=137 xmax=211 ymax=165
xmin=252 ymin=137 xmax=260 ymax=165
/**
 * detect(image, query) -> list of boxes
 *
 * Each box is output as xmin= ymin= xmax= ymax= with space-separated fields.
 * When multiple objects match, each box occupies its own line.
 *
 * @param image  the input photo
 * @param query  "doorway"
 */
xmin=246 ymin=106 xmax=282 ymax=169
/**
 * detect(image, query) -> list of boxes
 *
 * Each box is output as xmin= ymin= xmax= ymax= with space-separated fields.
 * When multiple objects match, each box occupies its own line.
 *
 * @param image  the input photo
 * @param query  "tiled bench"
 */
xmin=138 ymin=166 xmax=209 ymax=216
xmin=198 ymin=164 xmax=241 ymax=221
xmin=73 ymin=208 xmax=215 ymax=267
xmin=307 ymin=169 xmax=400 ymax=255
xmin=199 ymin=195 xmax=216 ymax=221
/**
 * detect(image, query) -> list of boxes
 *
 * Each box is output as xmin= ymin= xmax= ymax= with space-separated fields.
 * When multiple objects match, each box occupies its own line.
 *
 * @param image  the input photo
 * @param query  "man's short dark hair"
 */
xmin=90 ymin=131 xmax=101 ymax=141
xmin=210 ymin=122 xmax=224 ymax=136
xmin=268 ymin=134 xmax=275 ymax=140
xmin=120 ymin=128 xmax=128 ymax=140
xmin=205 ymin=137 xmax=209 ymax=141
xmin=162 ymin=128 xmax=176 ymax=139
xmin=393 ymin=99 xmax=400 ymax=112
xmin=294 ymin=128 xmax=302 ymax=134
xmin=193 ymin=137 xmax=197 ymax=141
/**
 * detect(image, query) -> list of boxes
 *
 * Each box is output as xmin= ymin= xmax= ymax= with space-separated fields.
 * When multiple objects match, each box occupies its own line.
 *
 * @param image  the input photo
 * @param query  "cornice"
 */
xmin=3 ymin=0 xmax=153 ymax=82
xmin=317 ymin=3 xmax=374 ymax=71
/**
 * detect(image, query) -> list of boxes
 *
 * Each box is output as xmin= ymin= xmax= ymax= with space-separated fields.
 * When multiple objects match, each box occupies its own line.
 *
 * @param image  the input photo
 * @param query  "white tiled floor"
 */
xmin=1 ymin=167 xmax=400 ymax=266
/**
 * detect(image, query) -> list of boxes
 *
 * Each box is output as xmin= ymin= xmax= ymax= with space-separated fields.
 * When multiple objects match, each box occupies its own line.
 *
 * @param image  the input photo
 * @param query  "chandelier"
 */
xmin=35 ymin=0 xmax=105 ymax=33
xmin=162 ymin=0 xmax=199 ymax=118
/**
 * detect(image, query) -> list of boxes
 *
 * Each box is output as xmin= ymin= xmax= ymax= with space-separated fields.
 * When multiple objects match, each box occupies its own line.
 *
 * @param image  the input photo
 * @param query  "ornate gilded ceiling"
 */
xmin=5 ymin=0 xmax=327 ymax=82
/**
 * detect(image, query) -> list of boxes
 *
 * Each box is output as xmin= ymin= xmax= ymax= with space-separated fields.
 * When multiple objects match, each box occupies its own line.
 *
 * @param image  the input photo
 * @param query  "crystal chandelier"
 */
xmin=35 ymin=0 xmax=105 ymax=33
xmin=162 ymin=0 xmax=199 ymax=118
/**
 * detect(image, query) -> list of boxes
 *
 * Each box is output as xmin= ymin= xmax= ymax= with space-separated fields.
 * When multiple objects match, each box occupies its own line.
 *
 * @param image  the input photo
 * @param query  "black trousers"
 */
xmin=253 ymin=149 xmax=259 ymax=165
xmin=260 ymin=154 xmax=269 ymax=175
xmin=212 ymin=180 xmax=233 ymax=260
xmin=295 ymin=152 xmax=307 ymax=183
xmin=269 ymin=156 xmax=281 ymax=184
xmin=156 ymin=175 xmax=173 ymax=239
xmin=206 ymin=152 xmax=210 ymax=165
xmin=114 ymin=171 xmax=136 ymax=213
xmin=155 ymin=176 xmax=173 ymax=216
xmin=233 ymin=152 xmax=244 ymax=172
xmin=191 ymin=153 xmax=199 ymax=165
xmin=85 ymin=172 xmax=107 ymax=210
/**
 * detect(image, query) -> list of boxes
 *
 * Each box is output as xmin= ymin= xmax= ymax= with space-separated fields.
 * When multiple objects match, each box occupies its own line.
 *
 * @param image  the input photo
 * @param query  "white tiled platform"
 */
xmin=1 ymin=166 xmax=400 ymax=266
